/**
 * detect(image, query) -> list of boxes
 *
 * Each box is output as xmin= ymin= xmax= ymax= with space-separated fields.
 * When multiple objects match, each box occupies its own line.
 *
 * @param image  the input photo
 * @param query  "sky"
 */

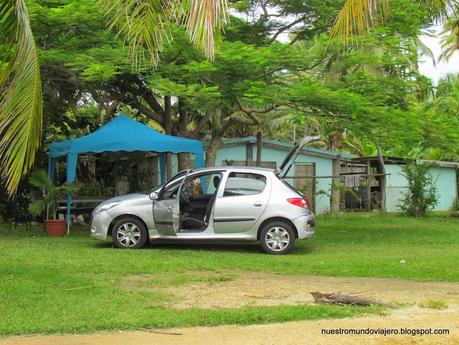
xmin=418 ymin=25 xmax=459 ymax=84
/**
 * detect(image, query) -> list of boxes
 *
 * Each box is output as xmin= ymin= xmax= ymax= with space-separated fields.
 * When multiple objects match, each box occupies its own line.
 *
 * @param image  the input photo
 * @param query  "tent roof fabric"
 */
xmin=49 ymin=114 xmax=203 ymax=157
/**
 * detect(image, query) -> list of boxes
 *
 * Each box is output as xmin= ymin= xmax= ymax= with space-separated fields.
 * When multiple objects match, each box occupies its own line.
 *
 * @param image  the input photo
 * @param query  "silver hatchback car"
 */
xmin=90 ymin=136 xmax=318 ymax=254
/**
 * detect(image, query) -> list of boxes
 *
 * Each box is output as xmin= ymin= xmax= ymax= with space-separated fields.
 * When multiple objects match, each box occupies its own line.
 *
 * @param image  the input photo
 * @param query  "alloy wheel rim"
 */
xmin=265 ymin=226 xmax=290 ymax=251
xmin=117 ymin=223 xmax=141 ymax=247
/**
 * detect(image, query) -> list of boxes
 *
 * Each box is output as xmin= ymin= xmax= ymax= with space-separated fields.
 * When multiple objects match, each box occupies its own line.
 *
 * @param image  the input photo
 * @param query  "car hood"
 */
xmin=96 ymin=193 xmax=149 ymax=208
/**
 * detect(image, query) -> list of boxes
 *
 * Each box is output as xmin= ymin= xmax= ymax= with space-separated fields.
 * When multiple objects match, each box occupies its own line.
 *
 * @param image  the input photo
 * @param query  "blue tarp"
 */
xmin=48 ymin=114 xmax=205 ymax=229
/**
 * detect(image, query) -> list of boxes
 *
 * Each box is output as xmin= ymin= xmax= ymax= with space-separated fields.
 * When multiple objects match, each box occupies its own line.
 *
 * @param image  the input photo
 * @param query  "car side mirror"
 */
xmin=149 ymin=191 xmax=159 ymax=201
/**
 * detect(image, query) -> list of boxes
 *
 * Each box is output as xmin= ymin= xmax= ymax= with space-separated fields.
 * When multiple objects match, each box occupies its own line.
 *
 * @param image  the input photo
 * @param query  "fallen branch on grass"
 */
xmin=139 ymin=328 xmax=183 ymax=335
xmin=310 ymin=291 xmax=391 ymax=307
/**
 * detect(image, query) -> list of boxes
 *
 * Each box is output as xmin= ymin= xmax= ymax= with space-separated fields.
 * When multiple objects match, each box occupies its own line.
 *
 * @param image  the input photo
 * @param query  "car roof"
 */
xmin=190 ymin=166 xmax=275 ymax=173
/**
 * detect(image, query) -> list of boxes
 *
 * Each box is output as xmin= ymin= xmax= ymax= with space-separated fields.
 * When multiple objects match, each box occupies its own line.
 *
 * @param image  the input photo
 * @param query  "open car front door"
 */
xmin=276 ymin=135 xmax=320 ymax=179
xmin=153 ymin=170 xmax=190 ymax=236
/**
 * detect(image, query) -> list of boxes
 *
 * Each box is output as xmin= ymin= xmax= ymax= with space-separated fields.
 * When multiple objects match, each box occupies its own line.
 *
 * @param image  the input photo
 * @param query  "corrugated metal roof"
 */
xmin=353 ymin=156 xmax=459 ymax=168
xmin=219 ymin=136 xmax=354 ymax=160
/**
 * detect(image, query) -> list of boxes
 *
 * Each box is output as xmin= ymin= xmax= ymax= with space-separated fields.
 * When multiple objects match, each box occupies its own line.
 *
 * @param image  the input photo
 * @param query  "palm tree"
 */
xmin=439 ymin=9 xmax=459 ymax=61
xmin=0 ymin=0 xmax=455 ymax=195
xmin=0 ymin=0 xmax=42 ymax=196
xmin=331 ymin=0 xmax=456 ymax=44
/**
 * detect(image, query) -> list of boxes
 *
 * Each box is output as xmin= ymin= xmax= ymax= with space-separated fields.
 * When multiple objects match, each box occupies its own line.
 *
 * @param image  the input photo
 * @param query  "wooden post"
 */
xmin=366 ymin=160 xmax=371 ymax=211
xmin=331 ymin=156 xmax=341 ymax=213
xmin=377 ymin=146 xmax=386 ymax=212
xmin=256 ymin=131 xmax=262 ymax=167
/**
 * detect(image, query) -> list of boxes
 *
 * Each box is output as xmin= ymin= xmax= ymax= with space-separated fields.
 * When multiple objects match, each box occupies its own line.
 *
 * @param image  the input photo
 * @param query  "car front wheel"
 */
xmin=260 ymin=221 xmax=295 ymax=255
xmin=112 ymin=217 xmax=148 ymax=249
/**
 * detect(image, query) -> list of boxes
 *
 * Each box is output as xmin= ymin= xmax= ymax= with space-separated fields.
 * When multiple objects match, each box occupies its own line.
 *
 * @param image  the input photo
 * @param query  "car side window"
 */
xmin=160 ymin=171 xmax=187 ymax=200
xmin=223 ymin=172 xmax=266 ymax=197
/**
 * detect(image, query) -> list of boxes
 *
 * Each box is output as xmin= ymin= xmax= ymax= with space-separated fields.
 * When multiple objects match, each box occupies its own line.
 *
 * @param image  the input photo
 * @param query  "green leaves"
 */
xmin=28 ymin=169 xmax=53 ymax=190
xmin=28 ymin=169 xmax=80 ymax=220
xmin=330 ymin=0 xmax=454 ymax=43
xmin=100 ymin=0 xmax=229 ymax=68
xmin=399 ymin=163 xmax=439 ymax=217
xmin=0 ymin=0 xmax=43 ymax=196
xmin=101 ymin=0 xmax=170 ymax=69
xmin=331 ymin=0 xmax=390 ymax=44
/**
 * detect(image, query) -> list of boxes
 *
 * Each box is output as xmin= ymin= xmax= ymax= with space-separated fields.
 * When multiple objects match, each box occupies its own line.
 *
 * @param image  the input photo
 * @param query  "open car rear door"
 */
xmin=276 ymin=135 xmax=320 ymax=179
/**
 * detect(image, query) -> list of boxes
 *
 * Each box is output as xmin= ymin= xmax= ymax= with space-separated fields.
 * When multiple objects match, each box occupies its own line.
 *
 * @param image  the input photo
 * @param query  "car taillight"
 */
xmin=287 ymin=197 xmax=309 ymax=209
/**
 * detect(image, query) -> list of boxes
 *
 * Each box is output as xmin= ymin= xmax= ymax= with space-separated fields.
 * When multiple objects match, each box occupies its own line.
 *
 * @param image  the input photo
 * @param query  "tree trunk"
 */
xmin=164 ymin=96 xmax=173 ymax=179
xmin=206 ymin=135 xmax=223 ymax=167
xmin=165 ymin=153 xmax=172 ymax=180
xmin=177 ymin=152 xmax=191 ymax=171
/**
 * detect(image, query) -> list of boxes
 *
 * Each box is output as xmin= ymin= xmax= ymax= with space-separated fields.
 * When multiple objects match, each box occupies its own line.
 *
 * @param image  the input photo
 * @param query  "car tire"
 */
xmin=112 ymin=217 xmax=148 ymax=249
xmin=260 ymin=221 xmax=295 ymax=255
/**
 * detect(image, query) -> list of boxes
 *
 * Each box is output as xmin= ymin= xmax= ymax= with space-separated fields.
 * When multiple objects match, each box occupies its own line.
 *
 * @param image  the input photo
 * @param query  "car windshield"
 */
xmin=143 ymin=184 xmax=164 ymax=194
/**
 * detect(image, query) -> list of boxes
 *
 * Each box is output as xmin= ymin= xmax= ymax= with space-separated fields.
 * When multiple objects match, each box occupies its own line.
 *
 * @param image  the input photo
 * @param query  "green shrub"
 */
xmin=398 ymin=163 xmax=438 ymax=217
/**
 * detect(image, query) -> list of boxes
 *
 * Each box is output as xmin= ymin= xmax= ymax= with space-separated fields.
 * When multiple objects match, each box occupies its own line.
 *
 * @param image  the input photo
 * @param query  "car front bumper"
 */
xmin=292 ymin=214 xmax=315 ymax=239
xmin=90 ymin=211 xmax=113 ymax=241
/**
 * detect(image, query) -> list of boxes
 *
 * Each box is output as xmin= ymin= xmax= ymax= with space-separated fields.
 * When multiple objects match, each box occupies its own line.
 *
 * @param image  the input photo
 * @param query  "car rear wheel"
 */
xmin=112 ymin=217 xmax=148 ymax=249
xmin=260 ymin=221 xmax=295 ymax=255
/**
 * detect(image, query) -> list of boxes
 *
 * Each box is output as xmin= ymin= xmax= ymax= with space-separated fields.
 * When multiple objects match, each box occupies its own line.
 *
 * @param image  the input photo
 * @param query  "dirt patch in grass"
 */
xmin=122 ymin=270 xmax=459 ymax=310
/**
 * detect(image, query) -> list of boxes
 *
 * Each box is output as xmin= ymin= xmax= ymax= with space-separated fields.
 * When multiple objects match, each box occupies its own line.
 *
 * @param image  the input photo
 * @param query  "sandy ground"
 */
xmin=2 ymin=306 xmax=458 ymax=345
xmin=2 ymin=272 xmax=458 ymax=344
xmin=124 ymin=270 xmax=459 ymax=309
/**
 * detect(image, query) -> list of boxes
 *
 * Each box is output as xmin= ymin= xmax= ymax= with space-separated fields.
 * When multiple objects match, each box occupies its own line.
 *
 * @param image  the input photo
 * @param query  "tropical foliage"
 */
xmin=0 ymin=0 xmax=42 ymax=195
xmin=398 ymin=163 xmax=439 ymax=216
xmin=28 ymin=169 xmax=79 ymax=220
xmin=0 ymin=0 xmax=458 ymax=195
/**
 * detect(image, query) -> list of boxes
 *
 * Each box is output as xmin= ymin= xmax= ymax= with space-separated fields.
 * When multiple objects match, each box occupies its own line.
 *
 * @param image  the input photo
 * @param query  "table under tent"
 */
xmin=47 ymin=114 xmax=205 ymax=233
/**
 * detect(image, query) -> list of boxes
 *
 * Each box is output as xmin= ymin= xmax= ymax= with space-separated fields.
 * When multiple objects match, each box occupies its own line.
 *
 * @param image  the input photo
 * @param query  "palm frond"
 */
xmin=330 ymin=0 xmax=390 ymax=44
xmin=416 ymin=0 xmax=456 ymax=20
xmin=184 ymin=0 xmax=229 ymax=60
xmin=100 ymin=0 xmax=229 ymax=68
xmin=331 ymin=0 xmax=455 ymax=44
xmin=413 ymin=35 xmax=436 ymax=65
xmin=100 ymin=0 xmax=172 ymax=69
xmin=439 ymin=15 xmax=459 ymax=62
xmin=28 ymin=169 xmax=53 ymax=190
xmin=0 ymin=0 xmax=43 ymax=196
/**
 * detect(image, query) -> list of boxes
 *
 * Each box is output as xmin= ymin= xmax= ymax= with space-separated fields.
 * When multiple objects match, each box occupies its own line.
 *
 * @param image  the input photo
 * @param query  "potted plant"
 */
xmin=28 ymin=170 xmax=79 ymax=236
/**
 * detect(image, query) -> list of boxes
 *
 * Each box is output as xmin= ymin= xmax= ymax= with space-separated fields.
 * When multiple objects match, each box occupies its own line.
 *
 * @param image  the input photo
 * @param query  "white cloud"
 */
xmin=418 ymin=25 xmax=459 ymax=85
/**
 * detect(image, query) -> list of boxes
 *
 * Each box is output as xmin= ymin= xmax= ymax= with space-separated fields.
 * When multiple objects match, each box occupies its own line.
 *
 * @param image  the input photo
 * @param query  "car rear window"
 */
xmin=280 ymin=178 xmax=304 ymax=196
xmin=223 ymin=173 xmax=266 ymax=196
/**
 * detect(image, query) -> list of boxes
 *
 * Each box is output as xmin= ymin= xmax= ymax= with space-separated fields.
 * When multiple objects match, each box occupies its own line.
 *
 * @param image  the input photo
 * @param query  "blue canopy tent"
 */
xmin=48 ymin=114 xmax=205 ymax=233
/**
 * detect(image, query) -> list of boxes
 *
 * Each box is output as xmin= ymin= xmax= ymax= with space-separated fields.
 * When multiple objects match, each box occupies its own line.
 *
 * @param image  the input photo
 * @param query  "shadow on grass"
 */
xmin=92 ymin=239 xmax=314 ymax=255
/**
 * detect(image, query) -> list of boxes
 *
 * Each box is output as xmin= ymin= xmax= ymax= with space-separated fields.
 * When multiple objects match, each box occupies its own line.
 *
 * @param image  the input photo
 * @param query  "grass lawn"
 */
xmin=0 ymin=213 xmax=457 ymax=335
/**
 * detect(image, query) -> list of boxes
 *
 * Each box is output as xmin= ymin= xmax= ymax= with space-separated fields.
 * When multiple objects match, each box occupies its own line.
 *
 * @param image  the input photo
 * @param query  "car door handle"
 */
xmin=253 ymin=202 xmax=263 ymax=207
xmin=167 ymin=206 xmax=173 ymax=212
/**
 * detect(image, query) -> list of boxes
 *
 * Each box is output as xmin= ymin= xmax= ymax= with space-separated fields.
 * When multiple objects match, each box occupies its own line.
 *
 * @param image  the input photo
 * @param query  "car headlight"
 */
xmin=94 ymin=201 xmax=121 ymax=214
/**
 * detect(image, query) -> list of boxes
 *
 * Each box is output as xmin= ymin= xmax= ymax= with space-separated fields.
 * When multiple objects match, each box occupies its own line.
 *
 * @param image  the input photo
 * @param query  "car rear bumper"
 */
xmin=292 ymin=214 xmax=315 ymax=239
xmin=90 ymin=211 xmax=112 ymax=240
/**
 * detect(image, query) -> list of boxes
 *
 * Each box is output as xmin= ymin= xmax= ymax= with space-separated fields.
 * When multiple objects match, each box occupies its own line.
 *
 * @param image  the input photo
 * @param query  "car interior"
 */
xmin=180 ymin=173 xmax=222 ymax=231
